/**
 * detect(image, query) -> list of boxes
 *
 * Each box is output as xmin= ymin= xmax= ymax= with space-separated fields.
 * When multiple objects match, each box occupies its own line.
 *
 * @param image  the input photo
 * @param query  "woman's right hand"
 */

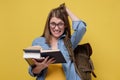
xmin=32 ymin=56 xmax=56 ymax=74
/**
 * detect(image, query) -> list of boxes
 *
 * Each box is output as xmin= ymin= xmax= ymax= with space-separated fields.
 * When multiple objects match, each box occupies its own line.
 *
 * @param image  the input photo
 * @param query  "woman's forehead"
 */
xmin=50 ymin=17 xmax=64 ymax=23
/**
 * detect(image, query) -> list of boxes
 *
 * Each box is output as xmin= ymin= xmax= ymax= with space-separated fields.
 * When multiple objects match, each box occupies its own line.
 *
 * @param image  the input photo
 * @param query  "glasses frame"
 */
xmin=50 ymin=22 xmax=65 ymax=29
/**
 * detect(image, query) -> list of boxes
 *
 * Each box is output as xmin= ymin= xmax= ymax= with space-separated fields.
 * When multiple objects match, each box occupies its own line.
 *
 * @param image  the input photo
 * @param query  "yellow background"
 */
xmin=0 ymin=0 xmax=120 ymax=80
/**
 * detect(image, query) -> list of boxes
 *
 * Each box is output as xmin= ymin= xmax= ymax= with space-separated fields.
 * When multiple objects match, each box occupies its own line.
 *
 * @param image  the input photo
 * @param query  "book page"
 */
xmin=24 ymin=46 xmax=60 ymax=52
xmin=24 ymin=46 xmax=42 ymax=50
xmin=41 ymin=49 xmax=60 ymax=53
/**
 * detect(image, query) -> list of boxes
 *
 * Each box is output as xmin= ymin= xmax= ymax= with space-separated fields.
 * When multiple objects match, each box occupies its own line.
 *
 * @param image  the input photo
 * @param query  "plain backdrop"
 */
xmin=0 ymin=0 xmax=120 ymax=80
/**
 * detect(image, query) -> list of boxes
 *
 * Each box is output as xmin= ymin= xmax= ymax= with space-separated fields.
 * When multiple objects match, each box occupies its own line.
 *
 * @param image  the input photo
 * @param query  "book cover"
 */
xmin=23 ymin=46 xmax=66 ymax=66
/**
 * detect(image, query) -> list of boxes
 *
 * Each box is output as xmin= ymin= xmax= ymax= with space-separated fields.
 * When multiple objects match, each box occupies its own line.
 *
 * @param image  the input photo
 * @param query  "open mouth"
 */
xmin=53 ymin=30 xmax=61 ymax=34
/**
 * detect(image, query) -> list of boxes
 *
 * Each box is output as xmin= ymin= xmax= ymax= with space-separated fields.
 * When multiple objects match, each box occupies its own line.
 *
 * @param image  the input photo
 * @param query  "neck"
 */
xmin=50 ymin=36 xmax=58 ymax=49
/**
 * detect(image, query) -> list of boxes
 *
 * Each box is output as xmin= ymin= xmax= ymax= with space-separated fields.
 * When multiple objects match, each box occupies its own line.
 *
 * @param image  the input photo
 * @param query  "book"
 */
xmin=23 ymin=46 xmax=66 ymax=66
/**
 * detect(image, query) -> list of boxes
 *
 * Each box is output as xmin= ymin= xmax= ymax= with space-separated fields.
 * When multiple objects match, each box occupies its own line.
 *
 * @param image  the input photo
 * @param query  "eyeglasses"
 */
xmin=50 ymin=22 xmax=64 ymax=28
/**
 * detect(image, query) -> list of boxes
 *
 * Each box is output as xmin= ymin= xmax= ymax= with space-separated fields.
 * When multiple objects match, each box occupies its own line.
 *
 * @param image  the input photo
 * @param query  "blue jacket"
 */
xmin=28 ymin=21 xmax=86 ymax=80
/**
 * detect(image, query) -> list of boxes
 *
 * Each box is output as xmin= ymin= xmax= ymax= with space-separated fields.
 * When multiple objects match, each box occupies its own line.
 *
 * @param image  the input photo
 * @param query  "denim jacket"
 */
xmin=28 ymin=21 xmax=86 ymax=80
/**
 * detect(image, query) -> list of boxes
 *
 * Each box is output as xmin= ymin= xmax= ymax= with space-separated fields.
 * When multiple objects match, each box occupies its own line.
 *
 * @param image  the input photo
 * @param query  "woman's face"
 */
xmin=49 ymin=17 xmax=65 ymax=39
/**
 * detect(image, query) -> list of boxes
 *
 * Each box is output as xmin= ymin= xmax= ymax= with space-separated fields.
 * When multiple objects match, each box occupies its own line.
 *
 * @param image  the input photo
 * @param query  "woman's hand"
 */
xmin=59 ymin=3 xmax=80 ymax=21
xmin=65 ymin=7 xmax=80 ymax=21
xmin=32 ymin=56 xmax=56 ymax=74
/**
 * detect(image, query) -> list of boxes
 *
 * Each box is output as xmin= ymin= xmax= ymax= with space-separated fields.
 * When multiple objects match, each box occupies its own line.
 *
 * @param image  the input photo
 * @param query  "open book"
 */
xmin=23 ymin=46 xmax=66 ymax=66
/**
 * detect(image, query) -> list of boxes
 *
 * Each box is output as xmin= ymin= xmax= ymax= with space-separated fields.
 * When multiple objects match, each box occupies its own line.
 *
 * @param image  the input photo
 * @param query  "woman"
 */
xmin=28 ymin=3 xmax=86 ymax=80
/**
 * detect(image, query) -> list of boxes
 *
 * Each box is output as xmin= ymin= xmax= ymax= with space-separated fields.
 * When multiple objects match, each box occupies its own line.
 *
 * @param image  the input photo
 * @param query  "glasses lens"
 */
xmin=58 ymin=23 xmax=64 ymax=28
xmin=50 ymin=22 xmax=56 ymax=28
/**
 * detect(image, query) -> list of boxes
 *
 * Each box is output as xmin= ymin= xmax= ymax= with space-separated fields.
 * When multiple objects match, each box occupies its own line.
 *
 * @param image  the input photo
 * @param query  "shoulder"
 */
xmin=33 ymin=37 xmax=45 ymax=42
xmin=32 ymin=37 xmax=46 ymax=46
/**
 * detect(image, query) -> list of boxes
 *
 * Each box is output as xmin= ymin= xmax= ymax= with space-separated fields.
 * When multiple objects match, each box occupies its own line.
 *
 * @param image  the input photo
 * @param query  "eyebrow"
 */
xmin=50 ymin=21 xmax=64 ymax=24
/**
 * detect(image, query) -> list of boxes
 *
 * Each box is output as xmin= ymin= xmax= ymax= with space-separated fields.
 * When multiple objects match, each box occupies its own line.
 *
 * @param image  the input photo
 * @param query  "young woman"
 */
xmin=28 ymin=3 xmax=86 ymax=80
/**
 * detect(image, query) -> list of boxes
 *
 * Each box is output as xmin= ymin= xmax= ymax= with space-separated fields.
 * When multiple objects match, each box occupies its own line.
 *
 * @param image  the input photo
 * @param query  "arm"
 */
xmin=71 ymin=21 xmax=86 ymax=49
xmin=66 ymin=7 xmax=80 ymax=21
xmin=28 ymin=37 xmax=56 ymax=77
xmin=65 ymin=6 xmax=87 ymax=49
xmin=59 ymin=3 xmax=79 ymax=21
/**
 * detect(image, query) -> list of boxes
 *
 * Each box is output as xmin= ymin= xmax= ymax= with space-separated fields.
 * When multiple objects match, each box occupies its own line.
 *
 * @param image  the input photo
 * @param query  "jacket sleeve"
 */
xmin=28 ymin=66 xmax=47 ymax=79
xmin=71 ymin=20 xmax=87 ymax=49
xmin=28 ymin=37 xmax=48 ymax=79
xmin=28 ymin=66 xmax=37 ymax=77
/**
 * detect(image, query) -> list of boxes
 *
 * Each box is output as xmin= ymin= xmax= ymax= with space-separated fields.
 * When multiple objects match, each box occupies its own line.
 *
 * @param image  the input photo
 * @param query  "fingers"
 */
xmin=43 ymin=57 xmax=55 ymax=62
xmin=32 ymin=59 xmax=38 ymax=65
xmin=46 ymin=58 xmax=56 ymax=64
xmin=32 ymin=57 xmax=56 ymax=68
xmin=42 ymin=56 xmax=49 ymax=63
xmin=42 ymin=57 xmax=56 ymax=65
xmin=31 ymin=57 xmax=56 ymax=74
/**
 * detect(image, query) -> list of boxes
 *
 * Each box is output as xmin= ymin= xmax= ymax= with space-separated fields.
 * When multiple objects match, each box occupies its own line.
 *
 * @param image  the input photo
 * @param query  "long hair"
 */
xmin=42 ymin=4 xmax=71 ymax=45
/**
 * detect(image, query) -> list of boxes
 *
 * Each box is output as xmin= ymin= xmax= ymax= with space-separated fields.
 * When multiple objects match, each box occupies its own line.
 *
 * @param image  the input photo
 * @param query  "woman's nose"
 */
xmin=54 ymin=26 xmax=59 ymax=29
